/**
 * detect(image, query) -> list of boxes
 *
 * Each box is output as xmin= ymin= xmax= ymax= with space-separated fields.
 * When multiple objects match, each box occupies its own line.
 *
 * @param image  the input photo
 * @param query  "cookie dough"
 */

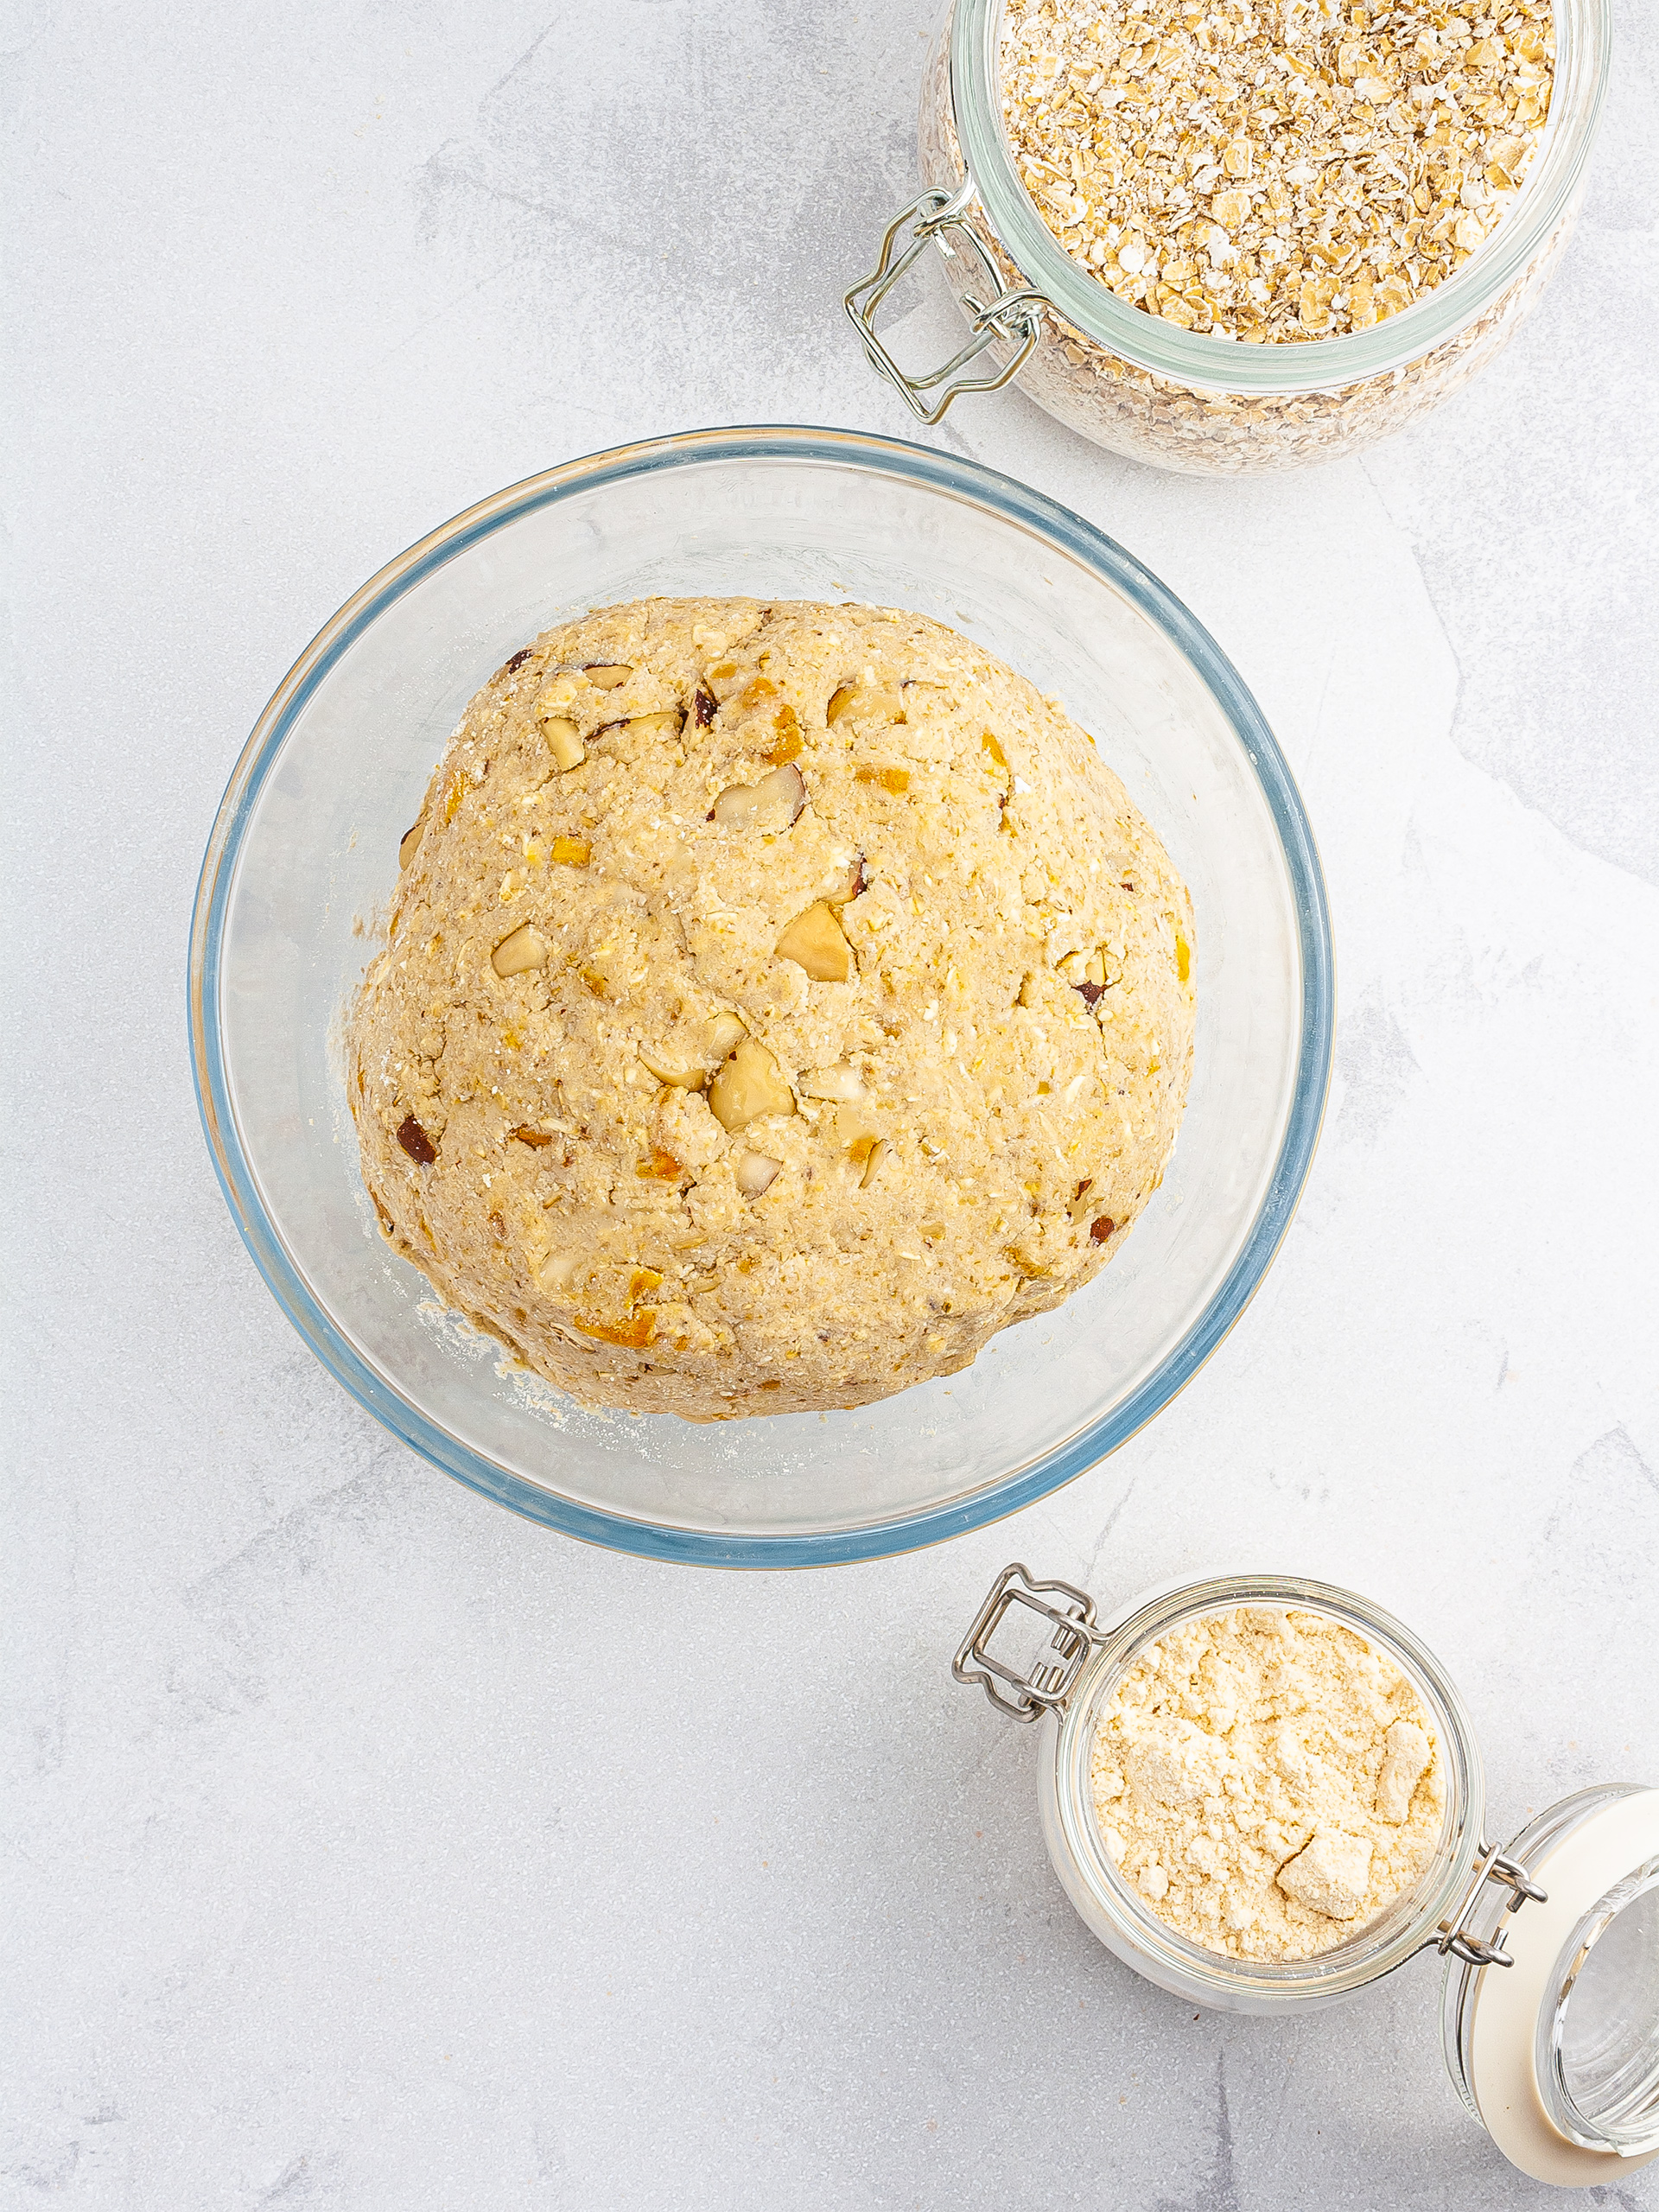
xmin=348 ymin=598 xmax=1195 ymax=1420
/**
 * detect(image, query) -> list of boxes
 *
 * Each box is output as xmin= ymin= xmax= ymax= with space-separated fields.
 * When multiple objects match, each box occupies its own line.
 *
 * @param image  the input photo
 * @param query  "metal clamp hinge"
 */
xmin=1433 ymin=1840 xmax=1548 ymax=1967
xmin=952 ymin=1562 xmax=1103 ymax=1722
xmin=844 ymin=184 xmax=1046 ymax=426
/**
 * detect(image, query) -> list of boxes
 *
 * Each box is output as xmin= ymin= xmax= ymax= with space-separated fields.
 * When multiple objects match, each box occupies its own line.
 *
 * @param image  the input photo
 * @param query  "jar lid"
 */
xmin=1445 ymin=1787 xmax=1659 ymax=2185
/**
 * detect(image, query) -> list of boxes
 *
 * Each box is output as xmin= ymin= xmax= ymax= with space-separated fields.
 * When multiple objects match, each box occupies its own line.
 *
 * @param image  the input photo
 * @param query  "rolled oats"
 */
xmin=1000 ymin=0 xmax=1554 ymax=343
xmin=912 ymin=0 xmax=1583 ymax=472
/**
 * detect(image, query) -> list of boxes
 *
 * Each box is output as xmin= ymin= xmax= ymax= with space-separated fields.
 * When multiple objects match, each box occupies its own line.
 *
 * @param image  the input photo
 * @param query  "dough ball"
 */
xmin=349 ymin=598 xmax=1195 ymax=1420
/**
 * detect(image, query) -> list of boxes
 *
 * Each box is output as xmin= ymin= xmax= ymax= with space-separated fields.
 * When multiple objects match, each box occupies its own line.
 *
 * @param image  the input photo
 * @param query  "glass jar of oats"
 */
xmin=953 ymin=1564 xmax=1659 ymax=2184
xmin=846 ymin=0 xmax=1611 ymax=473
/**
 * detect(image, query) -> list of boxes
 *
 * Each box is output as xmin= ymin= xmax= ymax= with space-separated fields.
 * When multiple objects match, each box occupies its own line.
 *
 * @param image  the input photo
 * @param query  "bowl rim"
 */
xmin=189 ymin=423 xmax=1333 ymax=1567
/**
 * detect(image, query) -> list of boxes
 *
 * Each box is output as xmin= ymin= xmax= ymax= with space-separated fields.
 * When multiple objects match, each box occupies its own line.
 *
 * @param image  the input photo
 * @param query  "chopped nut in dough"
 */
xmin=712 ymin=761 xmax=805 ymax=831
xmin=638 ymin=1042 xmax=706 ymax=1090
xmin=604 ymin=709 xmax=683 ymax=744
xmin=706 ymin=1011 xmax=747 ymax=1062
xmin=827 ymin=682 xmax=904 ymax=726
xmin=539 ymin=715 xmax=586 ymax=772
xmin=733 ymin=1151 xmax=782 ymax=1198
xmin=776 ymin=901 xmax=852 ymax=983
xmin=708 ymin=1037 xmax=797 ymax=1135
xmin=491 ymin=923 xmax=548 ymax=977
xmin=797 ymin=1064 xmax=865 ymax=1103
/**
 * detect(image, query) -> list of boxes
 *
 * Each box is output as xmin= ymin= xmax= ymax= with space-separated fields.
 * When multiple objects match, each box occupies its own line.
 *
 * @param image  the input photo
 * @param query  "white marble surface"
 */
xmin=5 ymin=1 xmax=1657 ymax=2204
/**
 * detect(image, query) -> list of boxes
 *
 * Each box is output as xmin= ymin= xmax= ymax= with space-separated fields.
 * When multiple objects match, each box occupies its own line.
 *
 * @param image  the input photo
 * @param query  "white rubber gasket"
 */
xmin=1468 ymin=1789 xmax=1659 ymax=2186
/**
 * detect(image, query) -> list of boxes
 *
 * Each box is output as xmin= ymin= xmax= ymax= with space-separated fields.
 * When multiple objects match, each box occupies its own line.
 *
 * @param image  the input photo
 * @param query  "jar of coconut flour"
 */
xmin=954 ymin=1564 xmax=1659 ymax=2186
xmin=846 ymin=0 xmax=1611 ymax=472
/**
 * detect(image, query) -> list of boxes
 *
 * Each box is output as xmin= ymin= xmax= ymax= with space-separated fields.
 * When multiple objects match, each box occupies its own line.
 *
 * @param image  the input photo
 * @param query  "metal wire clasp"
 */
xmin=953 ymin=1562 xmax=1105 ymax=1722
xmin=1433 ymin=1841 xmax=1549 ymax=1967
xmin=844 ymin=183 xmax=1046 ymax=426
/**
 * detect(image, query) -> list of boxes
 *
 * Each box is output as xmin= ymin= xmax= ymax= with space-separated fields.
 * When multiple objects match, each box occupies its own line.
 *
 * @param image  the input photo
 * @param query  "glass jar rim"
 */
xmin=950 ymin=0 xmax=1611 ymax=398
xmin=1049 ymin=1572 xmax=1485 ymax=2001
xmin=1540 ymin=1847 xmax=1659 ymax=2153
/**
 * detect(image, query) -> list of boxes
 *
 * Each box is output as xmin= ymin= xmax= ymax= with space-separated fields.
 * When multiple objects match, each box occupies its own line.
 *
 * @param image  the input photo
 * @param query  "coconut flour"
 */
xmin=1091 ymin=1605 xmax=1444 ymax=1961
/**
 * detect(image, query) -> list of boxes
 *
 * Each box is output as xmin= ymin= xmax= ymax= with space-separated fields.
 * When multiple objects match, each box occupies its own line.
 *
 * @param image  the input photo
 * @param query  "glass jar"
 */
xmin=954 ymin=1563 xmax=1659 ymax=2184
xmin=847 ymin=0 xmax=1611 ymax=474
xmin=1442 ymin=1784 xmax=1659 ymax=2184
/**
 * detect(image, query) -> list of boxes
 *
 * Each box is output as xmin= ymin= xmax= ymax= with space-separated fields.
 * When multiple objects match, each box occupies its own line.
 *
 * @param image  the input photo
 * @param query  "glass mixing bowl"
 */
xmin=190 ymin=426 xmax=1332 ymax=1566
